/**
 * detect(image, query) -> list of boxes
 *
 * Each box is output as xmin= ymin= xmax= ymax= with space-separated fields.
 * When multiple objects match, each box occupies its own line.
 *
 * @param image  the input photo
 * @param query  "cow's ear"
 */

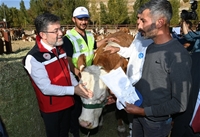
xmin=77 ymin=54 xmax=86 ymax=72
xmin=79 ymin=64 xmax=85 ymax=72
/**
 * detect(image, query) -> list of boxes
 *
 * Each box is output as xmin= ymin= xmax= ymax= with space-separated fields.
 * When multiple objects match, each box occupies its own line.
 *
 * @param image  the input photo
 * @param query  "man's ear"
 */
xmin=39 ymin=32 xmax=47 ymax=40
xmin=157 ymin=18 xmax=165 ymax=28
xmin=72 ymin=17 xmax=75 ymax=23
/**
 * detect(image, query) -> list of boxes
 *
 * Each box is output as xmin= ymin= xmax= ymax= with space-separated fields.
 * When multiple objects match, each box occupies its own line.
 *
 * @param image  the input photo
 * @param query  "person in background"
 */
xmin=195 ymin=21 xmax=200 ymax=31
xmin=62 ymin=6 xmax=118 ymax=137
xmin=179 ymin=20 xmax=195 ymax=52
xmin=123 ymin=0 xmax=192 ymax=137
xmin=182 ymin=20 xmax=200 ymax=53
xmin=23 ymin=13 xmax=92 ymax=137
xmin=170 ymin=21 xmax=194 ymax=52
xmin=170 ymin=52 xmax=200 ymax=137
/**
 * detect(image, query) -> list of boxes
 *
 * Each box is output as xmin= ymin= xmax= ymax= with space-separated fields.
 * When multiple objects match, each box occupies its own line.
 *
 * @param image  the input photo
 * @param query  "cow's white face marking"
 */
xmin=79 ymin=65 xmax=108 ymax=129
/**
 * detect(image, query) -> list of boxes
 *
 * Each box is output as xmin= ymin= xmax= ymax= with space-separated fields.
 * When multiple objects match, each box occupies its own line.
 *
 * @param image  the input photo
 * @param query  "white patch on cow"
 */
xmin=79 ymin=65 xmax=108 ymax=129
xmin=106 ymin=41 xmax=121 ymax=48
xmin=93 ymin=52 xmax=97 ymax=61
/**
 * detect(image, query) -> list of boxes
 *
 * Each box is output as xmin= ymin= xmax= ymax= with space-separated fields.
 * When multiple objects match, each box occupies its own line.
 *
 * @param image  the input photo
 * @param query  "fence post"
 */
xmin=0 ymin=38 xmax=4 ymax=54
xmin=3 ymin=30 xmax=12 ymax=54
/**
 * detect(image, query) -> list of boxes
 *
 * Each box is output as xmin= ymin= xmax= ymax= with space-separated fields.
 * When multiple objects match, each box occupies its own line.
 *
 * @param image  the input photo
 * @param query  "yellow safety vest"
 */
xmin=66 ymin=28 xmax=95 ymax=68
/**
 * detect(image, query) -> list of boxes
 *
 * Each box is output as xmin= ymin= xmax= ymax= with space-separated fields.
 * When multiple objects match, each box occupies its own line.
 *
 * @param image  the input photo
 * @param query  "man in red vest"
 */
xmin=23 ymin=13 xmax=92 ymax=137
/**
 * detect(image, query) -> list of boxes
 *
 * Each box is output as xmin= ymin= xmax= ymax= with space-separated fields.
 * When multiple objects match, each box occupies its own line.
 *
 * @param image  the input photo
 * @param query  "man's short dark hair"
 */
xmin=34 ymin=13 xmax=60 ymax=34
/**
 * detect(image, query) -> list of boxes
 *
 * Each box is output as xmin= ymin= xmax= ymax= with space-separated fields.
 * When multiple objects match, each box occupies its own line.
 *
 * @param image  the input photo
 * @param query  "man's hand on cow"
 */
xmin=103 ymin=46 xmax=120 ymax=54
xmin=74 ymin=83 xmax=93 ymax=99
xmin=124 ymin=102 xmax=145 ymax=116
xmin=97 ymin=37 xmax=120 ymax=48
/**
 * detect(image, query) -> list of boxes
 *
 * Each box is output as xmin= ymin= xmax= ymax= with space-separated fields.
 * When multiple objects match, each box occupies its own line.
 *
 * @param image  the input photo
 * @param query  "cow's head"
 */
xmin=78 ymin=65 xmax=108 ymax=129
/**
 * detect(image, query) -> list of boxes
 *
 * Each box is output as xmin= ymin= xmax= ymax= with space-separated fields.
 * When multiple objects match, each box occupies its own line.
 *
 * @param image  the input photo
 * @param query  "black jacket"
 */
xmin=171 ymin=52 xmax=200 ymax=137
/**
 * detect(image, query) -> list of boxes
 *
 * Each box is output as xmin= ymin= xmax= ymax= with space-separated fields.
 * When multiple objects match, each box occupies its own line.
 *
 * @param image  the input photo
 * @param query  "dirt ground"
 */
xmin=1 ymin=30 xmax=35 ymax=53
xmin=10 ymin=40 xmax=34 ymax=52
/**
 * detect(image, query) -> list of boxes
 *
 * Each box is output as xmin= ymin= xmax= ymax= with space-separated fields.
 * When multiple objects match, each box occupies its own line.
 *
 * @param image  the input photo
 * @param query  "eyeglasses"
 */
xmin=43 ymin=28 xmax=62 ymax=34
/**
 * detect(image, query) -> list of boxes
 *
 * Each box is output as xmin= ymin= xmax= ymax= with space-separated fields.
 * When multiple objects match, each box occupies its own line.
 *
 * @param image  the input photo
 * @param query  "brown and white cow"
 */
xmin=77 ymin=31 xmax=134 ymax=129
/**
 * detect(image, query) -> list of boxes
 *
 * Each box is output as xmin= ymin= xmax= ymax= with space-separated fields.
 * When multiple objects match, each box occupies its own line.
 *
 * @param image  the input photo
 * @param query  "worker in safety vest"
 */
xmin=62 ymin=6 xmax=118 ymax=137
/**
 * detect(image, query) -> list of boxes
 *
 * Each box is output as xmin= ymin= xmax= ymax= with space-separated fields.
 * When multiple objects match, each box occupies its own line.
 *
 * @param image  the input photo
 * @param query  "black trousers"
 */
xmin=70 ymin=95 xmax=82 ymax=137
xmin=40 ymin=107 xmax=73 ymax=137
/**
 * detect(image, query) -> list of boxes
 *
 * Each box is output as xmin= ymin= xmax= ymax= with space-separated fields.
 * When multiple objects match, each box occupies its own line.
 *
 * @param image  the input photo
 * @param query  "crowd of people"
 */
xmin=170 ymin=20 xmax=200 ymax=54
xmin=22 ymin=0 xmax=200 ymax=137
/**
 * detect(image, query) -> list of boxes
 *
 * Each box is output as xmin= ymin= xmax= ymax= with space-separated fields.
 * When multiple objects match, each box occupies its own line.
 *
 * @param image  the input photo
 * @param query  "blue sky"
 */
xmin=0 ymin=0 xmax=30 ymax=9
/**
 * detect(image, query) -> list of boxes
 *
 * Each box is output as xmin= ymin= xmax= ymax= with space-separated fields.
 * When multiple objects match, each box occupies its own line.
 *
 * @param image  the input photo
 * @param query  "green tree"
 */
xmin=9 ymin=7 xmax=21 ymax=27
xmin=28 ymin=0 xmax=88 ymax=26
xmin=29 ymin=0 xmax=44 ymax=24
xmin=107 ymin=0 xmax=129 ymax=25
xmin=49 ymin=0 xmax=65 ymax=24
xmin=90 ymin=0 xmax=100 ymax=26
xmin=131 ymin=0 xmax=149 ymax=25
xmin=29 ymin=0 xmax=55 ymax=15
xmin=0 ymin=5 xmax=5 ymax=21
xmin=0 ymin=4 xmax=11 ymax=27
xmin=0 ymin=4 xmax=8 ymax=21
xmin=196 ymin=1 xmax=200 ymax=24
xmin=183 ymin=0 xmax=189 ymax=3
xmin=170 ymin=0 xmax=180 ymax=26
xmin=74 ymin=0 xmax=88 ymax=7
xmin=99 ymin=2 xmax=109 ymax=25
xmin=56 ymin=0 xmax=72 ymax=25
xmin=59 ymin=0 xmax=89 ymax=25
xmin=19 ymin=0 xmax=28 ymax=28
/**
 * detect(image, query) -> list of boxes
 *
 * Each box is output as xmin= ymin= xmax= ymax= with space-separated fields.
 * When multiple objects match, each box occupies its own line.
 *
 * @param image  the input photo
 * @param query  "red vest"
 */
xmin=25 ymin=36 xmax=74 ymax=113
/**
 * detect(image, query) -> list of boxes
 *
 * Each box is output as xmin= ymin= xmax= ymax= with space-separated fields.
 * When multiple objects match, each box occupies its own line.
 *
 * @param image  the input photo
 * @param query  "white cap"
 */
xmin=73 ymin=6 xmax=89 ymax=18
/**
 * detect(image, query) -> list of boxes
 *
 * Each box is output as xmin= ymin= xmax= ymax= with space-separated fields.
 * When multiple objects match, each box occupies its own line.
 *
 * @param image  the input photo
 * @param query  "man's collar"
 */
xmin=40 ymin=39 xmax=55 ymax=52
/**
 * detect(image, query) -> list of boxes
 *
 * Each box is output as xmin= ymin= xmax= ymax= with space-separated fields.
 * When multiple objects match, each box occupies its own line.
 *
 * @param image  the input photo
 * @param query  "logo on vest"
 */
xmin=43 ymin=53 xmax=51 ymax=60
xmin=80 ymin=44 xmax=84 ymax=50
xmin=138 ymin=53 xmax=144 ymax=59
